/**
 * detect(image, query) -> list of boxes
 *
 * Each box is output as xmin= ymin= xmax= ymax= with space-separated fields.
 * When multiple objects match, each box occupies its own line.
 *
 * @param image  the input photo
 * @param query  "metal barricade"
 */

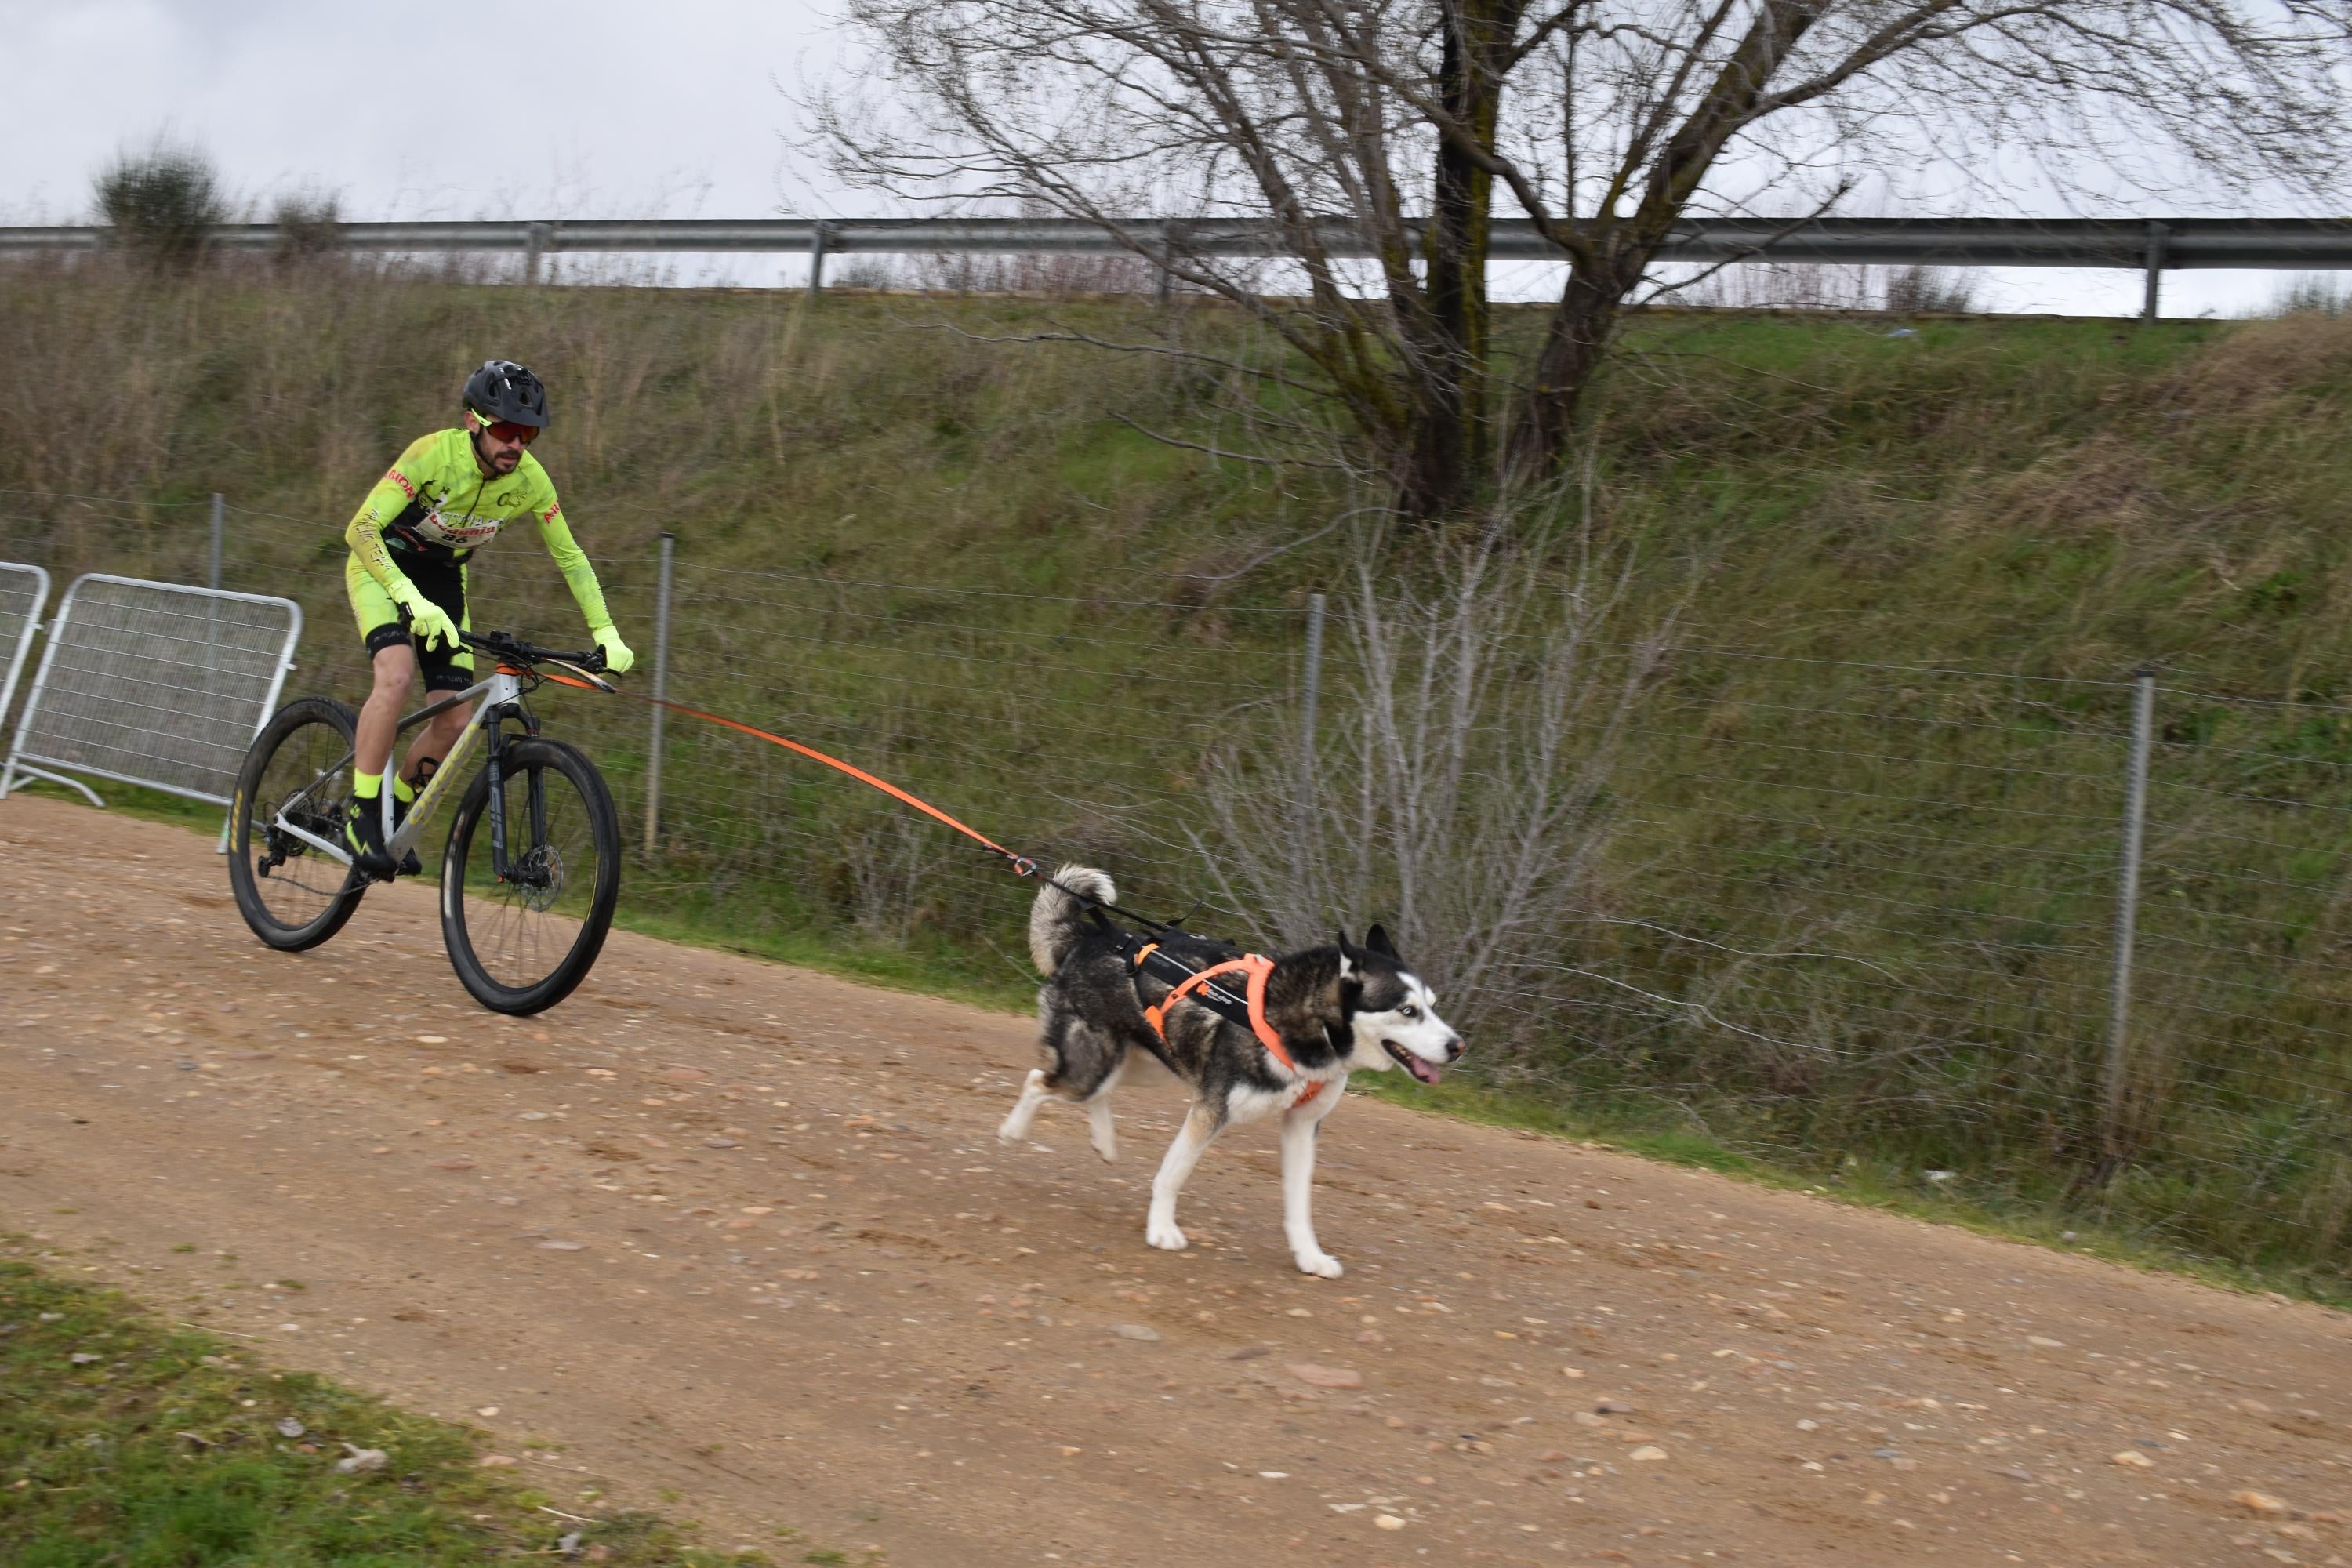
xmin=0 ymin=562 xmax=48 ymax=739
xmin=0 ymin=574 xmax=301 ymax=807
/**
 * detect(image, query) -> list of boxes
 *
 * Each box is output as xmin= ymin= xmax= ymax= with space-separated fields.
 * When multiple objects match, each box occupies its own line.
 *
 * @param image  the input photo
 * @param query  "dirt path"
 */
xmin=3 ymin=795 xmax=2349 ymax=1566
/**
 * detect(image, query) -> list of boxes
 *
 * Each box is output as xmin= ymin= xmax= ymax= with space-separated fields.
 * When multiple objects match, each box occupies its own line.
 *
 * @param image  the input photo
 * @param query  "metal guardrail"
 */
xmin=0 ymin=574 xmax=301 ymax=809
xmin=8 ymin=216 xmax=2352 ymax=314
xmin=8 ymin=213 xmax=2352 ymax=264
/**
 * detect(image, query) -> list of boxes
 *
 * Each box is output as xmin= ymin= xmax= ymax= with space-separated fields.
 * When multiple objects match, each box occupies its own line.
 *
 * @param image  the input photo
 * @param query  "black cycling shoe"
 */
xmin=345 ymin=797 xmax=397 ymax=880
xmin=388 ymin=790 xmax=424 ymax=877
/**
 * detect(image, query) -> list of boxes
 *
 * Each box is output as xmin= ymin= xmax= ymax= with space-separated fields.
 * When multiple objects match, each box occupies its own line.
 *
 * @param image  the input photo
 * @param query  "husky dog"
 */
xmin=1000 ymin=866 xmax=1463 ymax=1278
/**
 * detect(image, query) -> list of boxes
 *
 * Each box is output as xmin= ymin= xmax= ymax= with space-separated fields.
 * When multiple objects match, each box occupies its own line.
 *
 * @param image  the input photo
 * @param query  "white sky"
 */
xmin=0 ymin=0 xmax=2328 ymax=318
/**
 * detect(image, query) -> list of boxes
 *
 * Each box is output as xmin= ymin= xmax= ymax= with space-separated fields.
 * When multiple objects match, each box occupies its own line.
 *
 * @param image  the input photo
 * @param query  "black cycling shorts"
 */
xmin=353 ymin=554 xmax=474 ymax=693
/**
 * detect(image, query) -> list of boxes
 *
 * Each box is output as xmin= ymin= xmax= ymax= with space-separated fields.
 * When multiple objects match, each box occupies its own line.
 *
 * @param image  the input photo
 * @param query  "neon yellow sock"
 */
xmin=354 ymin=770 xmax=383 ymax=800
xmin=393 ymin=772 xmax=416 ymax=805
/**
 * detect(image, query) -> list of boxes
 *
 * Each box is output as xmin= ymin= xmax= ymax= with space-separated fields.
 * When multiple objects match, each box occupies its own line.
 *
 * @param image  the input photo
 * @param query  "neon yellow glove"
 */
xmin=592 ymin=625 xmax=635 ymax=675
xmin=394 ymin=588 xmax=461 ymax=654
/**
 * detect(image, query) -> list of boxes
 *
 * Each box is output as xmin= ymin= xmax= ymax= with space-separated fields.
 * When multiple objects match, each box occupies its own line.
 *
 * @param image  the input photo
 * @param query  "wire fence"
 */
xmin=2 ymin=484 xmax=2347 ymax=1285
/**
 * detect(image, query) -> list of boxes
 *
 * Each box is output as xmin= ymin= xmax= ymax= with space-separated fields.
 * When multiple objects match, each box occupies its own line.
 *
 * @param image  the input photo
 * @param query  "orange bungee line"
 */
xmin=524 ymin=666 xmax=1040 ymax=878
xmin=529 ymin=668 xmax=1305 ymax=1081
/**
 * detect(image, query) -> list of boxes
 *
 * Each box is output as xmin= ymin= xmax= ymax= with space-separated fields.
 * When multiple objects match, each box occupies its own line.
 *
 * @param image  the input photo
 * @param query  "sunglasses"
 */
xmin=481 ymin=419 xmax=539 ymax=445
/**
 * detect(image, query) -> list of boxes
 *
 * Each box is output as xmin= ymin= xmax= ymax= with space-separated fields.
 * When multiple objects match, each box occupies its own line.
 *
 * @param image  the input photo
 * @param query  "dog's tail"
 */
xmin=1029 ymin=864 xmax=1116 ymax=977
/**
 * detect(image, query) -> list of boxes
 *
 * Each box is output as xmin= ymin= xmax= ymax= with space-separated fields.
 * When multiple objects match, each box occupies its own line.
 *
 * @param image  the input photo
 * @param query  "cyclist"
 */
xmin=341 ymin=358 xmax=634 ymax=877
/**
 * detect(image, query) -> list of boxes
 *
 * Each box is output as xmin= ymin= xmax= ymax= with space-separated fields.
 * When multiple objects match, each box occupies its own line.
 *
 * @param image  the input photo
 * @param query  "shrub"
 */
xmin=93 ymin=138 xmax=226 ymax=272
xmin=270 ymin=189 xmax=343 ymax=264
xmin=1882 ymin=264 xmax=1980 ymax=315
xmin=2264 ymin=273 xmax=2352 ymax=318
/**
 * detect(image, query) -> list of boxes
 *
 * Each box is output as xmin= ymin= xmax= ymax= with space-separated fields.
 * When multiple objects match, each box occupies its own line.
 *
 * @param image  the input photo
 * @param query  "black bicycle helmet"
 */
xmin=463 ymin=359 xmax=549 ymax=428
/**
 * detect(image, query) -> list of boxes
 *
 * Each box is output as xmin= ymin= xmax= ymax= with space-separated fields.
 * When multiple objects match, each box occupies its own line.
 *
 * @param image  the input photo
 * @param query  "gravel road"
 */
xmin=3 ymin=796 xmax=2347 ymax=1566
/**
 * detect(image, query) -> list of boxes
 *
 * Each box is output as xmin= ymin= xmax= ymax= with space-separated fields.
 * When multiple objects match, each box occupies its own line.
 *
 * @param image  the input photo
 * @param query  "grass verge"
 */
xmin=1351 ymin=1073 xmax=2352 ymax=1313
xmin=0 ymin=1250 xmax=808 ymax=1565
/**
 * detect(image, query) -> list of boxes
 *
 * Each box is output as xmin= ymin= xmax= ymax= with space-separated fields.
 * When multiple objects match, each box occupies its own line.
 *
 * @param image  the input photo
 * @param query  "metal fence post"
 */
xmin=2101 ymin=667 xmax=2157 ymax=1167
xmin=1290 ymin=592 xmax=1326 ymax=887
xmin=642 ymin=532 xmax=676 ymax=857
xmin=205 ymin=492 xmax=226 ymax=737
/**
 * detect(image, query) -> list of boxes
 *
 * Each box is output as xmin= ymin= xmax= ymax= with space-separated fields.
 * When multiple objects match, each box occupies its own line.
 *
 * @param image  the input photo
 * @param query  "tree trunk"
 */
xmin=1505 ymin=258 xmax=1628 ymax=483
xmin=1408 ymin=0 xmax=1523 ymax=521
xmin=1506 ymin=0 xmax=1828 ymax=488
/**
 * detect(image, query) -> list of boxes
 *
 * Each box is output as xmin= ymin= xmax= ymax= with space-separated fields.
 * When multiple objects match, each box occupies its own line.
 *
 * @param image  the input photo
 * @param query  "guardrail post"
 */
xmin=1290 ymin=592 xmax=1326 ymax=885
xmin=525 ymin=222 xmax=550 ymax=285
xmin=2141 ymin=222 xmax=2169 ymax=322
xmin=1156 ymin=219 xmax=1189 ymax=307
xmin=642 ymin=532 xmax=676 ymax=857
xmin=809 ymin=221 xmax=832 ymax=297
xmin=208 ymin=493 xmax=223 ymax=590
xmin=2100 ymin=667 xmax=2157 ymax=1174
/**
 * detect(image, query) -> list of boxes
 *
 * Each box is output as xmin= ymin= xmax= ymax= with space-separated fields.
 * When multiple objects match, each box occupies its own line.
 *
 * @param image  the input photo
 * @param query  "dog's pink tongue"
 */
xmin=1409 ymin=1055 xmax=1443 ymax=1085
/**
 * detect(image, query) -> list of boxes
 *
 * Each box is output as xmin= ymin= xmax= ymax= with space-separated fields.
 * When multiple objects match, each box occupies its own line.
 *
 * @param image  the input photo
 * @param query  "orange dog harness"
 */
xmin=1134 ymin=945 xmax=1323 ymax=1106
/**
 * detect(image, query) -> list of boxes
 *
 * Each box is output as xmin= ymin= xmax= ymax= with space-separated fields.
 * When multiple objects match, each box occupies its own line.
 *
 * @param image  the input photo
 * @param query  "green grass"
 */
xmin=1351 ymin=1071 xmax=2352 ymax=1312
xmin=0 ymin=1251 xmax=783 ymax=1565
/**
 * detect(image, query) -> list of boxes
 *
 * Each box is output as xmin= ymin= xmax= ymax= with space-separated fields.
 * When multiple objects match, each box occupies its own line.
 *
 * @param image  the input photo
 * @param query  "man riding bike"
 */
xmin=342 ymin=358 xmax=634 ymax=877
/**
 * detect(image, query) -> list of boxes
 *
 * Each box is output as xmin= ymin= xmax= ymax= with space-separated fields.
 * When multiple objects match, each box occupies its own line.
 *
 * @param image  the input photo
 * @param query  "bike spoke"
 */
xmin=245 ymin=718 xmax=354 ymax=928
xmin=456 ymin=760 xmax=604 ymax=992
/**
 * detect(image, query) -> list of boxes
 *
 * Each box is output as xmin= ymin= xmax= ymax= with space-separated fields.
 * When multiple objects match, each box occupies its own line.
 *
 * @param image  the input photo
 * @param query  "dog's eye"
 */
xmin=1401 ymin=1005 xmax=1419 ymax=1019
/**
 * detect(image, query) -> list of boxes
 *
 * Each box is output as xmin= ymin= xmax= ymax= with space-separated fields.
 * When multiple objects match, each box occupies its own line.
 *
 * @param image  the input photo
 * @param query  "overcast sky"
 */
xmin=0 ymin=0 xmax=2330 ymax=318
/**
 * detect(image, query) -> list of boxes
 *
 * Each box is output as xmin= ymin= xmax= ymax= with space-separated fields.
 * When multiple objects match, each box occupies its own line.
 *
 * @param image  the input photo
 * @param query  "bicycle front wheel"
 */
xmin=439 ymin=736 xmax=621 ymax=1014
xmin=227 ymin=696 xmax=366 ymax=951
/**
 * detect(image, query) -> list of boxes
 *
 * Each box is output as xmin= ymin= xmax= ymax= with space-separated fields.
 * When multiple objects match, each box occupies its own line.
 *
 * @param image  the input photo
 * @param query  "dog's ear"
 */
xmin=1363 ymin=924 xmax=1399 ymax=961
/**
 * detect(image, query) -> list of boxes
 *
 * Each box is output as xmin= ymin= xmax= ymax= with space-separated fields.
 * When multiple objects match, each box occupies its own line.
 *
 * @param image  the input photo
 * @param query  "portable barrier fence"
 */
xmin=0 ymin=574 xmax=303 ymax=807
xmin=0 ymin=561 xmax=48 ymax=739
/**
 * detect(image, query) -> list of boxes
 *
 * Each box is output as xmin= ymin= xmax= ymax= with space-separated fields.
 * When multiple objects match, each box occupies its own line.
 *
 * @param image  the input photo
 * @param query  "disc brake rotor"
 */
xmin=508 ymin=844 xmax=567 ymax=912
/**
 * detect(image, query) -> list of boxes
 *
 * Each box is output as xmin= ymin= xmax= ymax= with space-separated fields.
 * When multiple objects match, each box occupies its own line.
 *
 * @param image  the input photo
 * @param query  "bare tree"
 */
xmin=1186 ymin=501 xmax=1680 ymax=1040
xmin=813 ymin=0 xmax=2350 ymax=521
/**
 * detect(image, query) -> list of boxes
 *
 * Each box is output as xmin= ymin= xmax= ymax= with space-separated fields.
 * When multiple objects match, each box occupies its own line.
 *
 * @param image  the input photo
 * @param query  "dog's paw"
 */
xmin=1089 ymin=1127 xmax=1117 ymax=1163
xmin=1293 ymin=1250 xmax=1345 ymax=1279
xmin=1146 ymin=1218 xmax=1189 ymax=1252
xmin=995 ymin=1117 xmax=1025 ymax=1145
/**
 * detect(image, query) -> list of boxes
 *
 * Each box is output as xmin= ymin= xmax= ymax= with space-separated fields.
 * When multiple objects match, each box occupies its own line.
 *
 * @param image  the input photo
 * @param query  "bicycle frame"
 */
xmin=266 ymin=663 xmax=535 ymax=873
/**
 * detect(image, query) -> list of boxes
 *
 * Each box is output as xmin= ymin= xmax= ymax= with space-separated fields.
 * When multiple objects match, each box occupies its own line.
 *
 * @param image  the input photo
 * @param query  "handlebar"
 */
xmin=456 ymin=627 xmax=606 ymax=673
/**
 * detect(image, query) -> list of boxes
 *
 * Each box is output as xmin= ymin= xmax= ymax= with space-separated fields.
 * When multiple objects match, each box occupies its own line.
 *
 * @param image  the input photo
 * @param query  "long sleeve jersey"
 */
xmin=343 ymin=428 xmax=613 ymax=630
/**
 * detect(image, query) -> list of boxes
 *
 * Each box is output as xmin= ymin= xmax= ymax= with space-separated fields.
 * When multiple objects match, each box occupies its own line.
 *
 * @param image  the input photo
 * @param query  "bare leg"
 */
xmin=1280 ymin=1104 xmax=1341 ymax=1278
xmin=403 ymin=703 xmax=470 ymax=782
xmin=1146 ymin=1101 xmax=1223 ymax=1252
xmin=998 ymin=1068 xmax=1053 ymax=1145
xmin=354 ymin=644 xmax=420 ymax=778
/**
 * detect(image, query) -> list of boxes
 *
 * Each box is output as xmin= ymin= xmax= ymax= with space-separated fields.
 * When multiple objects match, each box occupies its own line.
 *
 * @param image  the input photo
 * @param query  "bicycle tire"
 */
xmin=227 ymin=696 xmax=368 ymax=952
xmin=438 ymin=736 xmax=621 ymax=1014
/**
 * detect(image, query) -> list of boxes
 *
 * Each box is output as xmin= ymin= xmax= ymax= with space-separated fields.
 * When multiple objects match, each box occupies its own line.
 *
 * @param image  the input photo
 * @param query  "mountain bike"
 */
xmin=227 ymin=628 xmax=623 ymax=1014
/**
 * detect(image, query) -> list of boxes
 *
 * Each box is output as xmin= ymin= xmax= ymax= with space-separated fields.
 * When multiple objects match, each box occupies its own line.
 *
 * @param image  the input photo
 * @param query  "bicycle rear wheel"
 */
xmin=227 ymin=696 xmax=367 ymax=951
xmin=439 ymin=736 xmax=620 ymax=1014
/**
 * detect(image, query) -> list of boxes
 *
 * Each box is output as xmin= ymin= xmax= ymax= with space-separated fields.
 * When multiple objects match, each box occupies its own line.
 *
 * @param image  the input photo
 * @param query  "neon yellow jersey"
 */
xmin=343 ymin=427 xmax=612 ymax=631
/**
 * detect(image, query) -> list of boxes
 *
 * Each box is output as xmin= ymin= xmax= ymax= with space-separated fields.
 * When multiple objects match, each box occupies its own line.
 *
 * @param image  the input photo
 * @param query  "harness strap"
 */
xmin=1140 ymin=953 xmax=1324 ymax=1107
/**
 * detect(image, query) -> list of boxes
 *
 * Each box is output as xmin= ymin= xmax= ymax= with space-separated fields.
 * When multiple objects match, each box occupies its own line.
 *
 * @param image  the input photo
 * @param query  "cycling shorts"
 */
xmin=346 ymin=552 xmax=474 ymax=692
